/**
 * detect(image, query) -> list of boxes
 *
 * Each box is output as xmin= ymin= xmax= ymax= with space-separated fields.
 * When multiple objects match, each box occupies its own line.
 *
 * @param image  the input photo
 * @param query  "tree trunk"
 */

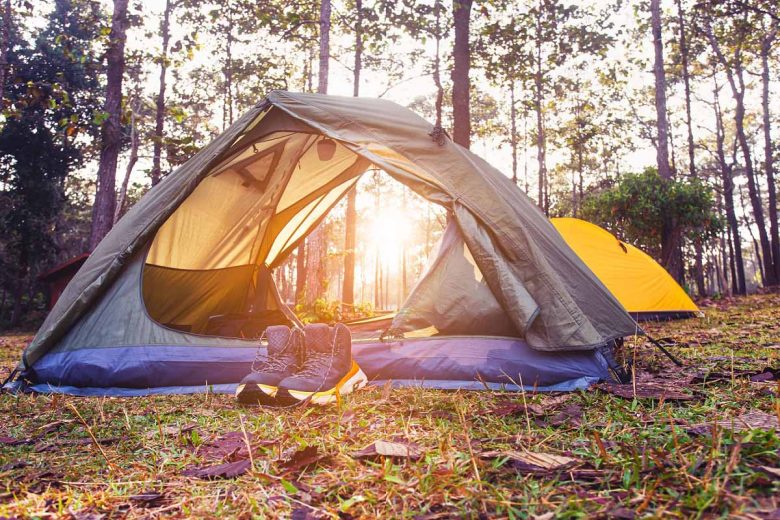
xmin=650 ymin=0 xmax=682 ymax=282
xmin=451 ymin=0 xmax=472 ymax=149
xmin=677 ymin=0 xmax=705 ymax=295
xmin=150 ymin=0 xmax=172 ymax=186
xmin=317 ymin=0 xmax=330 ymax=94
xmin=676 ymin=0 xmax=695 ymax=178
xmin=714 ymin=80 xmax=746 ymax=294
xmin=650 ymin=0 xmax=672 ymax=181
xmin=0 ymin=0 xmax=11 ymax=110
xmin=295 ymin=245 xmax=306 ymax=302
xmin=304 ymin=0 xmax=331 ymax=306
xmin=295 ymin=47 xmax=315 ymax=303
xmin=433 ymin=0 xmax=444 ymax=127
xmin=225 ymin=9 xmax=234 ymax=128
xmin=533 ymin=2 xmax=548 ymax=213
xmin=342 ymin=0 xmax=362 ymax=308
xmin=89 ymin=0 xmax=129 ymax=250
xmin=738 ymin=184 xmax=763 ymax=287
xmin=704 ymin=18 xmax=775 ymax=286
xmin=761 ymin=27 xmax=780 ymax=283
xmin=114 ymin=101 xmax=139 ymax=223
xmin=510 ymin=81 xmax=518 ymax=184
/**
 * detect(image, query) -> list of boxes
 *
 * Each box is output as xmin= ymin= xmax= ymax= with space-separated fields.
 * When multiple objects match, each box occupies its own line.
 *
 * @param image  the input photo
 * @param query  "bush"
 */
xmin=580 ymin=168 xmax=723 ymax=258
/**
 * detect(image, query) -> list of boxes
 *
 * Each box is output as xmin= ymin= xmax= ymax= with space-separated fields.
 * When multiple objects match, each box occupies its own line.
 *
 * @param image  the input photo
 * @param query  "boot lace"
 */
xmin=251 ymin=328 xmax=301 ymax=374
xmin=295 ymin=351 xmax=336 ymax=379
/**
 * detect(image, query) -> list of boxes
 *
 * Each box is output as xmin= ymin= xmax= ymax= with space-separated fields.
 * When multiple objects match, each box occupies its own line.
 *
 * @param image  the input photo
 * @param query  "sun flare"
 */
xmin=369 ymin=206 xmax=412 ymax=271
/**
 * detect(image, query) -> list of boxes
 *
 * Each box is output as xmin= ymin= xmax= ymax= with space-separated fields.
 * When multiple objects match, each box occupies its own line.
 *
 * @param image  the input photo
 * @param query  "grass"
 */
xmin=1 ymin=294 xmax=779 ymax=518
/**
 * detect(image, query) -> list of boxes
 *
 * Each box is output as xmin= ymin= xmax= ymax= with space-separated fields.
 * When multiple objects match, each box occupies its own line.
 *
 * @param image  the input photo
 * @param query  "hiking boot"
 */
xmin=278 ymin=323 xmax=367 ymax=405
xmin=236 ymin=325 xmax=302 ymax=404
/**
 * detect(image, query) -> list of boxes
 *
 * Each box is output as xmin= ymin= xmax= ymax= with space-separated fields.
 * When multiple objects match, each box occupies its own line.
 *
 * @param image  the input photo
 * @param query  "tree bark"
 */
xmin=317 ymin=0 xmax=330 ymax=94
xmin=650 ymin=0 xmax=683 ymax=282
xmin=295 ymin=245 xmax=306 ymax=302
xmin=342 ymin=0 xmax=362 ymax=308
xmin=295 ymin=47 xmax=315 ymax=303
xmin=510 ymin=81 xmax=518 ymax=184
xmin=114 ymin=101 xmax=139 ymax=223
xmin=151 ymin=0 xmax=172 ymax=186
xmin=0 ymin=0 xmax=11 ymax=110
xmin=714 ymin=79 xmax=746 ymax=294
xmin=676 ymin=0 xmax=695 ymax=178
xmin=225 ymin=9 xmax=234 ymax=128
xmin=676 ymin=0 xmax=706 ymax=295
xmin=451 ymin=0 xmax=472 ymax=149
xmin=761 ymin=26 xmax=780 ymax=283
xmin=304 ymin=0 xmax=331 ymax=305
xmin=89 ymin=0 xmax=129 ymax=250
xmin=534 ymin=2 xmax=547 ymax=213
xmin=650 ymin=0 xmax=672 ymax=181
xmin=704 ymin=18 xmax=775 ymax=286
xmin=433 ymin=0 xmax=444 ymax=127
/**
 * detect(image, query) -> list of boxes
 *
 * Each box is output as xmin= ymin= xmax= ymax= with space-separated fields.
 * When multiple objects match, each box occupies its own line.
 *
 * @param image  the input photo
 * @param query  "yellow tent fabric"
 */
xmin=551 ymin=218 xmax=699 ymax=316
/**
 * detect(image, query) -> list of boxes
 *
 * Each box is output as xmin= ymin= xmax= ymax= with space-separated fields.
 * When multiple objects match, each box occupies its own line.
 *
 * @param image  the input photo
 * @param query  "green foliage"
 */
xmin=0 ymin=0 xmax=103 ymax=327
xmin=580 ymin=168 xmax=723 ymax=258
xmin=294 ymin=298 xmax=374 ymax=324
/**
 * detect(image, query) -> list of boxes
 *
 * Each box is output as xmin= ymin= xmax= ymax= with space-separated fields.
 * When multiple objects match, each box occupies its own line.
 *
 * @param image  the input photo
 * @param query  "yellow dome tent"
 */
xmin=551 ymin=218 xmax=700 ymax=320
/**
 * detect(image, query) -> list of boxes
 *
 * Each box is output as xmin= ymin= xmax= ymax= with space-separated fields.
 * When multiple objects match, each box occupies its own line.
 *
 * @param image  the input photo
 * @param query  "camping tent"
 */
xmin=7 ymin=91 xmax=639 ymax=396
xmin=551 ymin=218 xmax=700 ymax=320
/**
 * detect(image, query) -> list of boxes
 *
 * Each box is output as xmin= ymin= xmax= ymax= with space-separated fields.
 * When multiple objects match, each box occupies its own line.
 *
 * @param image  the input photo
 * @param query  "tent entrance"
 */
xmin=140 ymin=121 xmax=517 ymax=340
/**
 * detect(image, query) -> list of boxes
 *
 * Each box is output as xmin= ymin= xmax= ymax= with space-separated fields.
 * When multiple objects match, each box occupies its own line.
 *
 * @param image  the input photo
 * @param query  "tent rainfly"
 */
xmin=550 ymin=218 xmax=700 ymax=321
xmin=6 ymin=92 xmax=640 ymax=396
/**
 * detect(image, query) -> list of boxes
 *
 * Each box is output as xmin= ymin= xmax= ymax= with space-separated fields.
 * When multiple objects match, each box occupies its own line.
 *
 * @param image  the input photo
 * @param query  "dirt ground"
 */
xmin=1 ymin=294 xmax=779 ymax=518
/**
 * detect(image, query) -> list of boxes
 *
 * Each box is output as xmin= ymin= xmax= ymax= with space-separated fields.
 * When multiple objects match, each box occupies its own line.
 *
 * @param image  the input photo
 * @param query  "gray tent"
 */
xmin=8 ymin=91 xmax=637 ymax=396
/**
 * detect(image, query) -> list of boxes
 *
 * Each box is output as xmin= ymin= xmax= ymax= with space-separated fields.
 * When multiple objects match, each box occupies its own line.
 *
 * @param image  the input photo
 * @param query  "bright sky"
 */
xmin=33 ymin=0 xmax=777 ymax=201
xmin=113 ymin=0 xmax=661 ymax=190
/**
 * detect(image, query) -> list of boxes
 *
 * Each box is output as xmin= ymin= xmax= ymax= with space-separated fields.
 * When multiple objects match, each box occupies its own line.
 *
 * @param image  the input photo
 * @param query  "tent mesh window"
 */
xmin=142 ymin=130 xmax=368 ymax=337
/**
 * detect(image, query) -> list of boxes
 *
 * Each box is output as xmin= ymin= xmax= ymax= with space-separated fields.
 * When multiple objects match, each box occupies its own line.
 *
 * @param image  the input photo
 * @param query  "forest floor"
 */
xmin=1 ymin=294 xmax=779 ymax=519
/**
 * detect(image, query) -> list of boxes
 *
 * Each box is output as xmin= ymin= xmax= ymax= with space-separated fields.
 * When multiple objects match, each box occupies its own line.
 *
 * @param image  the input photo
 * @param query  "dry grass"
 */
xmin=1 ymin=294 xmax=779 ymax=519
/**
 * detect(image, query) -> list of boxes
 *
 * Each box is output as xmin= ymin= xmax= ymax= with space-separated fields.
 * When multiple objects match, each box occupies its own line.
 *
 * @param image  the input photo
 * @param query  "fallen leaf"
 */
xmin=129 ymin=491 xmax=166 ymax=507
xmin=607 ymin=506 xmax=636 ymax=519
xmin=539 ymin=394 xmax=572 ymax=408
xmin=35 ymin=420 xmax=73 ymax=435
xmin=196 ymin=431 xmax=271 ymax=462
xmin=490 ymin=401 xmax=544 ymax=417
xmin=279 ymin=446 xmax=325 ymax=474
xmin=0 ymin=435 xmax=33 ymax=446
xmin=69 ymin=510 xmax=104 ymax=520
xmin=750 ymin=368 xmax=779 ymax=382
xmin=35 ymin=436 xmax=121 ymax=453
xmin=182 ymin=459 xmax=251 ymax=479
xmin=351 ymin=440 xmax=423 ymax=460
xmin=0 ymin=460 xmax=28 ymax=471
xmin=688 ymin=411 xmax=780 ymax=436
xmin=755 ymin=466 xmax=780 ymax=480
xmin=482 ymin=449 xmax=578 ymax=474
xmin=25 ymin=470 xmax=63 ymax=494
xmin=291 ymin=507 xmax=329 ymax=520
xmin=548 ymin=404 xmax=583 ymax=427
xmin=598 ymin=383 xmax=695 ymax=401
xmin=146 ymin=423 xmax=198 ymax=440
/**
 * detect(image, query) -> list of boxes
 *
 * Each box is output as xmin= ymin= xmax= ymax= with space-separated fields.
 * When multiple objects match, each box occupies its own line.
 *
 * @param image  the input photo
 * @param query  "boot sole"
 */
xmin=236 ymin=383 xmax=281 ymax=405
xmin=286 ymin=361 xmax=368 ymax=405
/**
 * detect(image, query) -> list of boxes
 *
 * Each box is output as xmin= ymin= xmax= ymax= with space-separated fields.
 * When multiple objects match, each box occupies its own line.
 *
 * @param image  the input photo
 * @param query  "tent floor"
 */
xmin=18 ymin=336 xmax=613 ymax=396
